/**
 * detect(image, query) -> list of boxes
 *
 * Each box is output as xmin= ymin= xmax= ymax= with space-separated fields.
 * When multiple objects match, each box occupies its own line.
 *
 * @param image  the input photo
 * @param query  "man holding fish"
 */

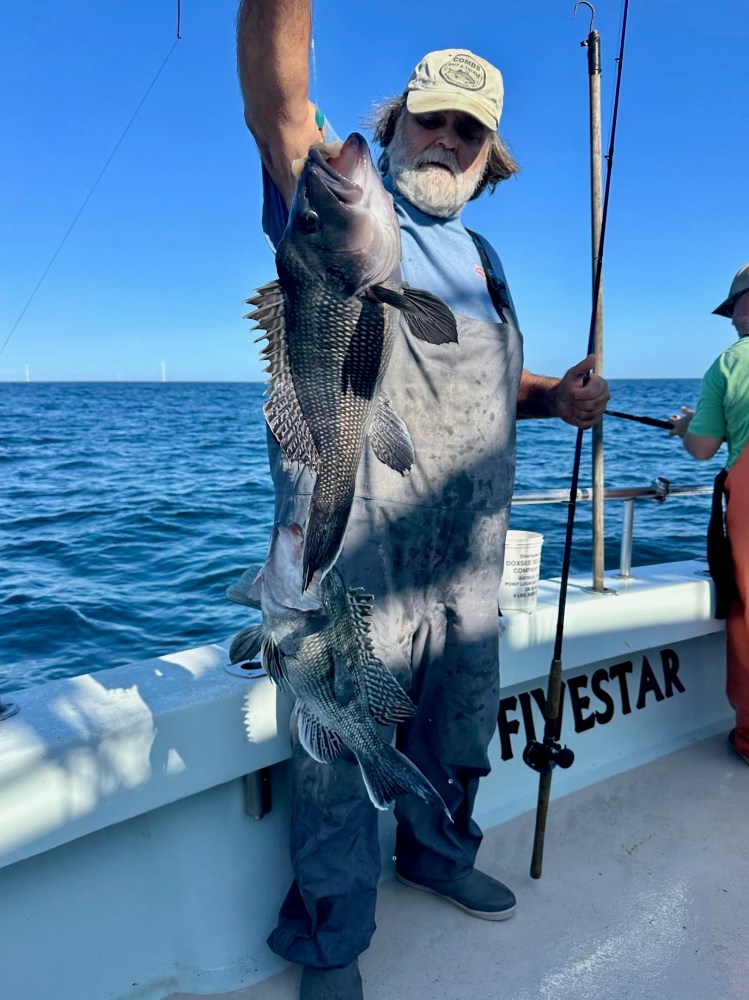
xmin=236 ymin=3 xmax=609 ymax=997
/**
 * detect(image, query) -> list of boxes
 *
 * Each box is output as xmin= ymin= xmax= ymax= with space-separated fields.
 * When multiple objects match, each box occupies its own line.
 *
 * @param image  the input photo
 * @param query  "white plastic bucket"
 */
xmin=499 ymin=529 xmax=544 ymax=612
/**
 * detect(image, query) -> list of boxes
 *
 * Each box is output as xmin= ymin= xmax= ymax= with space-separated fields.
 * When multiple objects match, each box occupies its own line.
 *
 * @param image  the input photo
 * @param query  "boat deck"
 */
xmin=166 ymin=732 xmax=748 ymax=1000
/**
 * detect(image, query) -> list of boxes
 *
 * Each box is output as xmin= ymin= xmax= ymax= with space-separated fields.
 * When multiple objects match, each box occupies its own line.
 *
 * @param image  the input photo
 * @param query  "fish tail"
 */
xmin=357 ymin=742 xmax=450 ymax=818
xmin=303 ymin=494 xmax=351 ymax=590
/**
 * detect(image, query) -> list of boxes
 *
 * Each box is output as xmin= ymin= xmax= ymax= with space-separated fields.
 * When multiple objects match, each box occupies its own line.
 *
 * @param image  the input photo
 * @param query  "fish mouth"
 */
xmin=275 ymin=521 xmax=305 ymax=547
xmin=305 ymin=133 xmax=369 ymax=205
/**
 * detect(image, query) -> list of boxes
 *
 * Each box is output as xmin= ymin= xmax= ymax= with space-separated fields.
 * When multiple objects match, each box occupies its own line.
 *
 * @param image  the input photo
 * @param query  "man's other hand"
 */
xmin=554 ymin=354 xmax=610 ymax=429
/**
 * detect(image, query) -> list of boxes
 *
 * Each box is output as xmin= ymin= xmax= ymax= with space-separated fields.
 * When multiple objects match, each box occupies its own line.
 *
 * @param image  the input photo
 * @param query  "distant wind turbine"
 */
xmin=161 ymin=360 xmax=166 ymax=383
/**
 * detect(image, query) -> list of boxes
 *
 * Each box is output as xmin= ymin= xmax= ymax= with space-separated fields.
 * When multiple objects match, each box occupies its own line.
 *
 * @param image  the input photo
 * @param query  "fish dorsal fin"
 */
xmin=229 ymin=624 xmax=264 ymax=665
xmin=368 ymin=392 xmax=415 ymax=474
xmin=344 ymin=587 xmax=376 ymax=648
xmin=296 ymin=701 xmax=343 ymax=763
xmin=364 ymin=662 xmax=416 ymax=725
xmin=226 ymin=565 xmax=264 ymax=608
xmin=368 ymin=283 xmax=459 ymax=345
xmin=344 ymin=588 xmax=416 ymax=724
xmin=247 ymin=280 xmax=320 ymax=470
xmin=261 ymin=633 xmax=287 ymax=688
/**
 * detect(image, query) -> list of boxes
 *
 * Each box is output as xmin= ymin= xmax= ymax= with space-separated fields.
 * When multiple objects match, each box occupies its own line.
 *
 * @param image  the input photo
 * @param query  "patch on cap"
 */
xmin=438 ymin=53 xmax=487 ymax=91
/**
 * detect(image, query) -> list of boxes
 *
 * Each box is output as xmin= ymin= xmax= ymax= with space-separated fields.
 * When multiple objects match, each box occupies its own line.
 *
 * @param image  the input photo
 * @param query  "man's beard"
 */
xmin=387 ymin=133 xmax=488 ymax=219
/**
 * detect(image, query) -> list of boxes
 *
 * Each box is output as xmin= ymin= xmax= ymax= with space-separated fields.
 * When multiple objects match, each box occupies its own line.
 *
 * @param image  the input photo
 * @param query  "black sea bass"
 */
xmin=227 ymin=522 xmax=449 ymax=814
xmin=246 ymin=133 xmax=458 ymax=589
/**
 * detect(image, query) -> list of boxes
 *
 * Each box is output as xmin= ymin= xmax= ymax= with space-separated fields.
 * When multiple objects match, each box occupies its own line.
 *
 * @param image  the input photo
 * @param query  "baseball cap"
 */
xmin=713 ymin=263 xmax=749 ymax=317
xmin=404 ymin=49 xmax=504 ymax=131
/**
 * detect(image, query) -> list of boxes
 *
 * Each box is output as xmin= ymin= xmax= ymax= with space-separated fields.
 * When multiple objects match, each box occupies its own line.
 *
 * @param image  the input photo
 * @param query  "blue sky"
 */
xmin=2 ymin=1 xmax=746 ymax=382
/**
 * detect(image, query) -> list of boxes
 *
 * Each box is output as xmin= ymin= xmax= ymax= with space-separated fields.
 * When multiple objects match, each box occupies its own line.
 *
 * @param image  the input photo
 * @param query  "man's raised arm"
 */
xmin=237 ymin=0 xmax=322 ymax=208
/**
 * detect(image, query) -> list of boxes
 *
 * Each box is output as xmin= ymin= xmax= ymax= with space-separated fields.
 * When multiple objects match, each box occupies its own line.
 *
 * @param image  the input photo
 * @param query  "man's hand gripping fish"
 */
xmin=245 ymin=134 xmax=458 ymax=589
xmin=227 ymin=522 xmax=449 ymax=815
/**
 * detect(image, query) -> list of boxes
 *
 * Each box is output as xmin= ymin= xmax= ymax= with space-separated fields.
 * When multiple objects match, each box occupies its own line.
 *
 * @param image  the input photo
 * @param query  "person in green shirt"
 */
xmin=671 ymin=263 xmax=749 ymax=766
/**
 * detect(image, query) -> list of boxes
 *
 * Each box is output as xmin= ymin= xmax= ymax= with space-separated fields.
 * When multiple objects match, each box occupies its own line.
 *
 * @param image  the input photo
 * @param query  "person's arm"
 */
xmin=517 ymin=354 xmax=609 ymax=430
xmin=669 ymin=407 xmax=724 ymax=460
xmin=237 ymin=0 xmax=321 ymax=208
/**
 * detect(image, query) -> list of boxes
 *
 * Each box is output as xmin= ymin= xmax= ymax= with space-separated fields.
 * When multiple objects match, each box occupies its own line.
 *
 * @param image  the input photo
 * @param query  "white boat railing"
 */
xmin=511 ymin=480 xmax=713 ymax=579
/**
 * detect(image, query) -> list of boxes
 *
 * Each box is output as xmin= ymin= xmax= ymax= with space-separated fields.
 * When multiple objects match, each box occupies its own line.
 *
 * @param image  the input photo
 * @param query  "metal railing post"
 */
xmin=618 ymin=498 xmax=636 ymax=577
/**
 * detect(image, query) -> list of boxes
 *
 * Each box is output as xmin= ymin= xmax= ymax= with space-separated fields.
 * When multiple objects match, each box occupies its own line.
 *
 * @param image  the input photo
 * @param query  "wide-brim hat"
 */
xmin=713 ymin=263 xmax=749 ymax=317
xmin=404 ymin=49 xmax=504 ymax=132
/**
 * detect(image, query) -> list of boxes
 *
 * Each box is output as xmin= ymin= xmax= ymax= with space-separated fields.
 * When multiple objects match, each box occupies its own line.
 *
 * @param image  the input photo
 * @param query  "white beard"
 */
xmin=387 ymin=133 xmax=488 ymax=219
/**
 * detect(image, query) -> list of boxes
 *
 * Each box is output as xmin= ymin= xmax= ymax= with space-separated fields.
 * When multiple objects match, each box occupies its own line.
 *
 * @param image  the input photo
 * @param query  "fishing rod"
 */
xmin=524 ymin=0 xmax=631 ymax=880
xmin=605 ymin=409 xmax=674 ymax=430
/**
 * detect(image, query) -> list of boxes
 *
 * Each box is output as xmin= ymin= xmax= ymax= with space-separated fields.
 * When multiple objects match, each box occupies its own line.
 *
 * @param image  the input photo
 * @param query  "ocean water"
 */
xmin=1 ymin=379 xmax=723 ymax=693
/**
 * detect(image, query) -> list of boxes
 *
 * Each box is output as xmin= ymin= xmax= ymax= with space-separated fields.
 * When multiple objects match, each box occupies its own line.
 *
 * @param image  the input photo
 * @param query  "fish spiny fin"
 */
xmin=226 ymin=565 xmax=264 ymax=608
xmin=263 ymin=375 xmax=320 ymax=470
xmin=229 ymin=624 xmax=264 ymax=665
xmin=247 ymin=280 xmax=320 ymax=470
xmin=365 ymin=663 xmax=416 ymax=725
xmin=296 ymin=702 xmax=343 ymax=763
xmin=344 ymin=588 xmax=416 ymax=724
xmin=261 ymin=634 xmax=288 ymax=688
xmin=368 ymin=392 xmax=415 ymax=474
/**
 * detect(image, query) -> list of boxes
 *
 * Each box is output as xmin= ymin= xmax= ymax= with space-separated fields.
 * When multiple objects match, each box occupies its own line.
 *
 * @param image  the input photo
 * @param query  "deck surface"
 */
xmin=166 ymin=732 xmax=749 ymax=1000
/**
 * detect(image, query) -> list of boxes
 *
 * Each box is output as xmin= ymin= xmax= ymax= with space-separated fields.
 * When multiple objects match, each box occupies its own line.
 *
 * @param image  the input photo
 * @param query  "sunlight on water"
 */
xmin=0 ymin=379 xmax=722 ymax=691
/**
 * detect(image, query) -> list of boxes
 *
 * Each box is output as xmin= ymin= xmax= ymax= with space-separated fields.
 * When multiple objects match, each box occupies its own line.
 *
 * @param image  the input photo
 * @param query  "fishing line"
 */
xmin=0 ymin=27 xmax=182 ymax=359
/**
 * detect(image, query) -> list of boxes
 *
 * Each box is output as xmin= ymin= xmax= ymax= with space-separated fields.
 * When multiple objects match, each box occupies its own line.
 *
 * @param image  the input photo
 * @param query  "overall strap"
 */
xmin=466 ymin=228 xmax=511 ymax=325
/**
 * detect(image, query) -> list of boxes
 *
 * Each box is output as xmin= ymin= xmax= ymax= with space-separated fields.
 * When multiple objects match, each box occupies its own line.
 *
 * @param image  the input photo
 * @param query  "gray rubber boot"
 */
xmin=396 ymin=868 xmax=517 ymax=920
xmin=300 ymin=959 xmax=364 ymax=1000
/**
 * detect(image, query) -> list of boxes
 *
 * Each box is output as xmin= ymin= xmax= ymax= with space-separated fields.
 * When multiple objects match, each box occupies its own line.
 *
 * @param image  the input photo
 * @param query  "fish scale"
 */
xmin=279 ymin=249 xmax=398 ymax=520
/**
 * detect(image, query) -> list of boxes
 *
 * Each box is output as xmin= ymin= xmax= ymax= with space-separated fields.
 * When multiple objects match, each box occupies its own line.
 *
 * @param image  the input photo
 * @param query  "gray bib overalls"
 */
xmin=265 ymin=284 xmax=523 ymax=967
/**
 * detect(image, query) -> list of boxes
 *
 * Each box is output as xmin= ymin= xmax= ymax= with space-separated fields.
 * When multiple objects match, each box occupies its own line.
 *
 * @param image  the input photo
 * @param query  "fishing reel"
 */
xmin=522 ymin=738 xmax=575 ymax=775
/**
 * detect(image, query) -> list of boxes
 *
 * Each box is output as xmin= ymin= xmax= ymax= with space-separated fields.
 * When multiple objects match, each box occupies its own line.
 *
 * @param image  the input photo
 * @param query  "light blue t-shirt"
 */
xmin=260 ymin=122 xmax=517 ymax=327
xmin=381 ymin=176 xmax=517 ymax=325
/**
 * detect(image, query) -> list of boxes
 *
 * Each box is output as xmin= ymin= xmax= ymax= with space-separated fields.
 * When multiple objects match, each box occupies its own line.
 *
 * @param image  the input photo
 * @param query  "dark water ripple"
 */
xmin=0 ymin=379 xmax=722 ymax=693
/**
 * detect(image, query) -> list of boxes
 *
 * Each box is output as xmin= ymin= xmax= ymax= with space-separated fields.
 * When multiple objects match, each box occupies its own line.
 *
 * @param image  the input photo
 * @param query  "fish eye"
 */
xmin=300 ymin=210 xmax=320 ymax=233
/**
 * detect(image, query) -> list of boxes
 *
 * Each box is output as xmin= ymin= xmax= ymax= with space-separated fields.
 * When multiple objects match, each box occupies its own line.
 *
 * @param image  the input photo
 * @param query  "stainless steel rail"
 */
xmin=511 ymin=481 xmax=713 ymax=580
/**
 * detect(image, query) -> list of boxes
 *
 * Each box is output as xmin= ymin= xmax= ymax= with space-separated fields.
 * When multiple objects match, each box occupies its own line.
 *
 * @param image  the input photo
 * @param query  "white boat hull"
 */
xmin=0 ymin=561 xmax=731 ymax=1000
